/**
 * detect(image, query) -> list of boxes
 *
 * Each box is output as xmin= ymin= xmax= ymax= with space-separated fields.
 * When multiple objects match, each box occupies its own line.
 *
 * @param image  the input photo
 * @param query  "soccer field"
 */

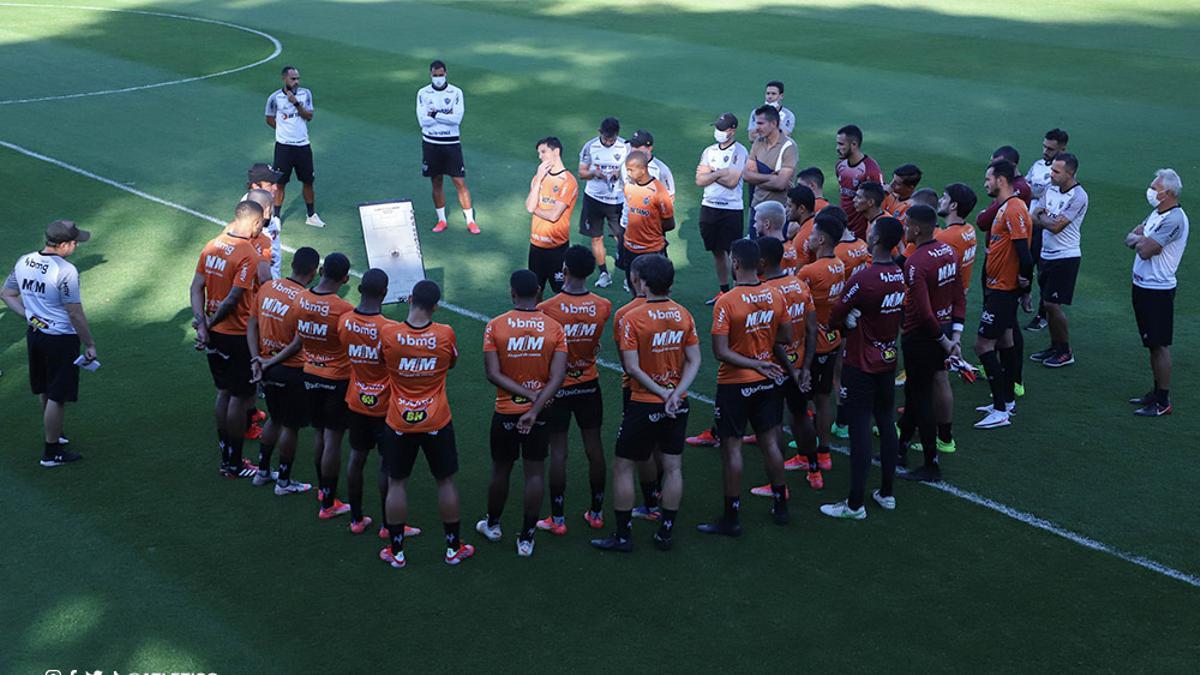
xmin=2 ymin=0 xmax=1199 ymax=671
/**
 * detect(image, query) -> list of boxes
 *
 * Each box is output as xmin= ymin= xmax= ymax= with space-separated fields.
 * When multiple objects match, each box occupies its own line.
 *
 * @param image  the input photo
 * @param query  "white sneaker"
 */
xmin=974 ymin=408 xmax=1011 ymax=429
xmin=305 ymin=213 xmax=326 ymax=228
xmin=872 ymin=490 xmax=896 ymax=511
xmin=516 ymin=538 xmax=535 ymax=557
xmin=595 ymin=271 xmax=612 ymax=288
xmin=274 ymin=480 xmax=312 ymax=495
xmin=475 ymin=518 xmax=502 ymax=542
xmin=622 ymin=278 xmax=630 ymax=293
xmin=974 ymin=401 xmax=1015 ymax=413
xmin=819 ymin=500 xmax=866 ymax=520
xmin=250 ymin=469 xmax=278 ymax=487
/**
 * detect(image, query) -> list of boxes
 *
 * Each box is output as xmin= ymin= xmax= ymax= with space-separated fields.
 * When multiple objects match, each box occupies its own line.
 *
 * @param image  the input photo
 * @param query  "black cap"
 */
xmin=629 ymin=129 xmax=654 ymax=147
xmin=248 ymin=163 xmax=284 ymax=184
xmin=46 ymin=219 xmax=90 ymax=244
xmin=713 ymin=113 xmax=738 ymax=131
xmin=599 ymin=117 xmax=620 ymax=139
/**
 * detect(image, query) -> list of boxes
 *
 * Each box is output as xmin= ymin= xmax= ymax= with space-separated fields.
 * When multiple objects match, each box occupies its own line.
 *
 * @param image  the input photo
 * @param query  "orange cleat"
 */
xmin=686 ymin=429 xmax=719 ymax=447
xmin=742 ymin=434 xmax=758 ymax=444
xmin=783 ymin=454 xmax=807 ymax=471
xmin=349 ymin=516 xmax=374 ymax=534
xmin=466 ymin=221 xmax=481 ymax=235
xmin=750 ymin=483 xmax=789 ymax=499
xmin=251 ymin=409 xmax=268 ymax=424
xmin=818 ymin=452 xmax=833 ymax=471
xmin=582 ymin=510 xmax=604 ymax=530
xmin=319 ymin=499 xmax=351 ymax=519
xmin=379 ymin=547 xmax=406 ymax=569
xmin=378 ymin=524 xmax=422 ymax=539
xmin=536 ymin=516 xmax=568 ymax=536
xmin=243 ymin=423 xmax=263 ymax=440
xmin=431 ymin=220 xmax=448 ymax=233
xmin=806 ymin=470 xmax=824 ymax=490
xmin=445 ymin=544 xmax=476 ymax=566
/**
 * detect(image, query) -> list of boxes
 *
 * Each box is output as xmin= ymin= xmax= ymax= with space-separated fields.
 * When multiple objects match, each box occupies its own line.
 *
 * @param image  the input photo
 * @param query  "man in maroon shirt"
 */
xmin=836 ymin=124 xmax=884 ymax=241
xmin=896 ymin=205 xmax=964 ymax=482
xmin=821 ymin=217 xmax=906 ymax=520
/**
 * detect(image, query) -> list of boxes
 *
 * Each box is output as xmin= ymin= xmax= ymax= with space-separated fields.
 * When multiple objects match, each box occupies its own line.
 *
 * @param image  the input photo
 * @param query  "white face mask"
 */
xmin=431 ymin=75 xmax=446 ymax=88
xmin=765 ymin=99 xmax=781 ymax=109
xmin=1146 ymin=187 xmax=1161 ymax=208
xmin=714 ymin=128 xmax=730 ymax=143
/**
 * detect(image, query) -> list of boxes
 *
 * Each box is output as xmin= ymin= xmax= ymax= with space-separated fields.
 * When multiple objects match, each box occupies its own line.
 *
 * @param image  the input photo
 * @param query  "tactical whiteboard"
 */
xmin=358 ymin=199 xmax=426 ymax=303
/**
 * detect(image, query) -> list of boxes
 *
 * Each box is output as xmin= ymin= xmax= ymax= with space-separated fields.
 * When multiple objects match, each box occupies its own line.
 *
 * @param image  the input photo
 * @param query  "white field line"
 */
xmin=0 ymin=3 xmax=281 ymax=105
xmin=2 ymin=138 xmax=1197 ymax=589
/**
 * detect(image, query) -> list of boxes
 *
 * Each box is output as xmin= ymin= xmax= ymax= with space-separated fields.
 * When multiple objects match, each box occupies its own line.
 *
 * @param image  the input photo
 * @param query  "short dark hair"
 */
xmin=988 ymin=159 xmax=1017 ymax=182
xmin=322 ymin=253 xmax=351 ymax=281
xmin=992 ymin=145 xmax=1020 ymax=166
xmin=639 ymin=254 xmax=675 ymax=295
xmin=765 ymin=80 xmax=784 ymax=94
xmin=814 ymin=213 xmax=845 ymax=243
xmin=1054 ymin=152 xmax=1079 ymax=175
xmin=410 ymin=279 xmax=441 ymax=310
xmin=730 ymin=238 xmax=761 ymax=270
xmin=599 ymin=117 xmax=620 ymax=137
xmin=893 ymin=163 xmax=922 ymax=186
xmin=359 ymin=268 xmax=389 ymax=299
xmin=873 ymin=217 xmax=904 ymax=250
xmin=797 ymin=166 xmax=825 ymax=188
xmin=629 ymin=252 xmax=653 ymax=281
xmin=818 ymin=204 xmax=848 ymax=225
xmin=906 ymin=204 xmax=937 ymax=233
xmin=429 ymin=60 xmax=446 ymax=72
xmin=944 ymin=183 xmax=978 ymax=218
xmin=858 ymin=181 xmax=885 ymax=207
xmin=510 ymin=269 xmax=540 ymax=299
xmin=757 ymin=235 xmax=785 ymax=267
xmin=235 ymin=200 xmax=264 ymax=221
xmin=563 ymin=245 xmax=595 ymax=280
xmin=281 ymin=65 xmax=296 ymax=76
xmin=754 ymin=105 xmax=780 ymax=126
xmin=911 ymin=188 xmax=938 ymax=209
xmin=787 ymin=184 xmax=816 ymax=212
xmin=1045 ymin=128 xmax=1069 ymax=146
xmin=535 ymin=136 xmax=562 ymax=152
xmin=837 ymin=124 xmax=863 ymax=145
xmin=291 ymin=246 xmax=320 ymax=276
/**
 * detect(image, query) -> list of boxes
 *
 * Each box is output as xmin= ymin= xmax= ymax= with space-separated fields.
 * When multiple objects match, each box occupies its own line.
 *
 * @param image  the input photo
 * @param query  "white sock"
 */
xmin=436 ymin=207 xmax=446 ymax=222
xmin=463 ymin=207 xmax=475 ymax=224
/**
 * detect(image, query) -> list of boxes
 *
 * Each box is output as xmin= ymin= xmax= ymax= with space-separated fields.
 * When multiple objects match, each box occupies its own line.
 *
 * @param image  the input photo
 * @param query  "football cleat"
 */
xmin=686 ymin=429 xmax=719 ymax=447
xmin=535 ymin=516 xmax=567 ymax=536
xmin=806 ymin=470 xmax=824 ymax=490
xmin=318 ymin=499 xmax=351 ymax=519
xmin=379 ymin=547 xmax=406 ymax=569
xmin=590 ymin=535 xmax=633 ymax=552
xmin=936 ymin=438 xmax=957 ymax=454
xmin=274 ymin=480 xmax=312 ymax=496
xmin=631 ymin=505 xmax=661 ymax=521
xmin=1043 ymin=351 xmax=1075 ymax=368
xmin=39 ymin=449 xmax=82 ymax=467
xmin=431 ymin=220 xmax=448 ymax=233
xmin=445 ymin=544 xmax=476 ymax=566
xmin=871 ymin=490 xmax=896 ymax=511
xmin=516 ymin=538 xmax=535 ymax=557
xmin=817 ymin=452 xmax=833 ymax=471
xmin=305 ymin=213 xmax=326 ymax=228
xmin=819 ymin=500 xmax=866 ymax=520
xmin=974 ymin=409 xmax=1011 ymax=429
xmin=466 ymin=221 xmax=481 ymax=235
xmin=1133 ymin=401 xmax=1172 ymax=417
xmin=475 ymin=518 xmax=502 ymax=542
xmin=696 ymin=518 xmax=742 ymax=537
xmin=742 ymin=434 xmax=758 ymax=444
xmin=582 ymin=510 xmax=605 ymax=529
xmin=595 ymin=271 xmax=613 ymax=288
xmin=783 ymin=454 xmax=807 ymax=471
xmin=349 ymin=516 xmax=374 ymax=534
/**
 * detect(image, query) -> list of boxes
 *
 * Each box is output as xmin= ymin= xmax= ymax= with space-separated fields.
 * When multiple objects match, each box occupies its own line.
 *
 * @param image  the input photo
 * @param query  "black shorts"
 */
xmin=273 ymin=142 xmax=314 ymax=185
xmin=839 ymin=363 xmax=896 ymax=411
xmin=26 ymin=329 xmax=80 ymax=403
xmin=978 ymin=289 xmax=1020 ymax=340
xmin=615 ymin=400 xmax=690 ymax=461
xmin=579 ymin=194 xmax=623 ymax=238
xmin=714 ymin=379 xmax=783 ymax=439
xmin=206 ymin=331 xmax=254 ymax=396
xmin=901 ymin=332 xmax=947 ymax=378
xmin=382 ymin=421 xmax=459 ymax=480
xmin=305 ymin=374 xmax=349 ymax=431
xmin=780 ymin=376 xmax=811 ymax=421
xmin=698 ymin=205 xmax=743 ymax=253
xmin=811 ymin=352 xmax=838 ymax=396
xmin=490 ymin=412 xmax=550 ymax=462
xmin=421 ymin=141 xmax=465 ymax=178
xmin=263 ymin=364 xmax=308 ymax=428
xmin=528 ymin=243 xmax=566 ymax=295
xmin=1132 ymin=285 xmax=1175 ymax=348
xmin=544 ymin=380 xmax=603 ymax=432
xmin=620 ymin=246 xmax=666 ymax=273
xmin=622 ymin=386 xmax=631 ymax=410
xmin=348 ymin=411 xmax=387 ymax=451
xmin=1039 ymin=257 xmax=1081 ymax=305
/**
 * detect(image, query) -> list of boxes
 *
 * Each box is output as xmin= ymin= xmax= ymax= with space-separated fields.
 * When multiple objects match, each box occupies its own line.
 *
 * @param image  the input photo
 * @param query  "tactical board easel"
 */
xmin=358 ymin=200 xmax=426 ymax=303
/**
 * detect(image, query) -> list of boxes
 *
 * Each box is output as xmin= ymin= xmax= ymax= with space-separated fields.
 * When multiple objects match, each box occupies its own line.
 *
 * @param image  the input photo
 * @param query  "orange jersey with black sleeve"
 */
xmin=711 ymin=282 xmax=789 ymax=384
xmin=538 ymin=290 xmax=611 ymax=387
xmin=252 ymin=277 xmax=306 ymax=368
xmin=530 ymin=169 xmax=579 ymax=249
xmin=764 ymin=273 xmax=814 ymax=368
xmin=338 ymin=310 xmax=396 ymax=417
xmin=613 ymin=296 xmax=647 ymax=390
xmin=619 ymin=299 xmax=699 ymax=403
xmin=623 ymin=178 xmax=674 ymax=253
xmin=985 ymin=196 xmax=1031 ymax=291
xmin=797 ymin=256 xmax=847 ymax=354
xmin=195 ymin=232 xmax=258 ymax=335
xmin=381 ymin=320 xmax=458 ymax=433
xmin=835 ymin=237 xmax=871 ymax=278
xmin=936 ymin=223 xmax=977 ymax=291
xmin=295 ymin=289 xmax=354 ymax=380
xmin=483 ymin=309 xmax=567 ymax=414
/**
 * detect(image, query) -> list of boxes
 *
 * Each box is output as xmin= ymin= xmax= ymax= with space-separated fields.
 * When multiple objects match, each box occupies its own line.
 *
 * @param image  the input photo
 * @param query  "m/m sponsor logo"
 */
xmin=397 ymin=357 xmax=437 ymax=371
xmin=261 ymin=296 xmax=290 ymax=316
xmin=205 ymin=254 xmax=227 ymax=273
xmin=563 ymin=323 xmax=598 ymax=338
xmin=507 ymin=336 xmax=545 ymax=351
xmin=651 ymin=329 xmax=684 ymax=347
xmin=745 ymin=310 xmax=774 ymax=328
xmin=297 ymin=320 xmax=327 ymax=337
xmin=348 ymin=343 xmax=380 ymax=360
xmin=20 ymin=278 xmax=45 ymax=294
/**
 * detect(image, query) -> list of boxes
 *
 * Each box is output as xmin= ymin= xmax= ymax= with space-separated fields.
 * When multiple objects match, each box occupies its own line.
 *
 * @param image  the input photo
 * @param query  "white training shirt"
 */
xmin=747 ymin=105 xmax=796 ymax=136
xmin=578 ymin=136 xmax=628 ymax=204
xmin=416 ymin=83 xmax=464 ymax=144
xmin=1133 ymin=206 xmax=1190 ymax=290
xmin=4 ymin=252 xmax=81 ymax=335
xmin=620 ymin=156 xmax=675 ymax=197
xmin=241 ymin=192 xmax=282 ymax=278
xmin=1026 ymin=159 xmax=1053 ymax=210
xmin=1040 ymin=183 xmax=1088 ymax=260
xmin=699 ymin=140 xmax=749 ymax=210
xmin=264 ymin=88 xmax=313 ymax=146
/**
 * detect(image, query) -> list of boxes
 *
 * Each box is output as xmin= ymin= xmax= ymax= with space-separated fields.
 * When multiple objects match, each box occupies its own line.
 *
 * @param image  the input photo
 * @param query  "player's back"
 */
xmin=798 ymin=256 xmax=846 ymax=354
xmin=295 ymin=289 xmax=354 ymax=379
xmin=621 ymin=298 xmax=698 ymax=402
xmin=764 ymin=273 xmax=813 ymax=365
xmin=712 ymin=283 xmax=786 ymax=384
xmin=197 ymin=232 xmax=258 ymax=334
xmin=254 ymin=277 xmax=306 ymax=367
xmin=484 ymin=308 xmax=566 ymax=413
xmin=339 ymin=310 xmax=397 ymax=417
xmin=538 ymin=291 xmax=611 ymax=386
xmin=936 ymin=224 xmax=977 ymax=291
xmin=382 ymin=320 xmax=457 ymax=432
xmin=835 ymin=237 xmax=871 ymax=278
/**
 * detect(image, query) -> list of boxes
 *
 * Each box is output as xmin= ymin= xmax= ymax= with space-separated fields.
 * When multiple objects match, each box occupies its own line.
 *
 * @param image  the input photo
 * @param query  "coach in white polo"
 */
xmin=265 ymin=65 xmax=324 ymax=227
xmin=2 ymin=220 xmax=97 ymax=467
xmin=1125 ymin=168 xmax=1188 ymax=417
xmin=696 ymin=112 xmax=748 ymax=303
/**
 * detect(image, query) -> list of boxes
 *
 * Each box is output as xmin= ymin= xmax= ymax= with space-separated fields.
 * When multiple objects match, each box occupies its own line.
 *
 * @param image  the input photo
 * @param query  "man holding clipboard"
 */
xmin=743 ymin=105 xmax=798 ymax=239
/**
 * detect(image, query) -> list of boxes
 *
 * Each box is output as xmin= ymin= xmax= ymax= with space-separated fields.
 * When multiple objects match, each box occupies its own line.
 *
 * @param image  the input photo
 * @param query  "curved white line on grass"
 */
xmin=0 ymin=136 xmax=1193 ymax=588
xmin=0 ymin=3 xmax=281 ymax=105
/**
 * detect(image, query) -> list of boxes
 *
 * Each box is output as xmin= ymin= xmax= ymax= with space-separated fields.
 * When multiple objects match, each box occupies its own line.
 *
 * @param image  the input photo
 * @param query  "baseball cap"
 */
xmin=599 ymin=117 xmax=620 ymax=139
xmin=713 ymin=113 xmax=738 ymax=131
xmin=629 ymin=129 xmax=654 ymax=147
xmin=46 ymin=219 xmax=90 ymax=244
xmin=248 ymin=162 xmax=284 ymax=184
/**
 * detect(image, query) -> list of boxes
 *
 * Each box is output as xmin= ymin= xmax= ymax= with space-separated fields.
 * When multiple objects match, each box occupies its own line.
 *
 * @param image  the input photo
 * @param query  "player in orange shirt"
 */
xmin=295 ymin=252 xmax=356 ymax=518
xmin=246 ymin=246 xmax=319 ymax=495
xmin=937 ymin=183 xmax=979 ymax=294
xmin=882 ymin=163 xmax=922 ymax=222
xmin=190 ymin=200 xmax=265 ymax=478
xmin=535 ymin=245 xmax=612 ymax=534
xmin=834 ymin=207 xmax=871 ymax=280
xmin=620 ymin=151 xmax=675 ymax=288
xmin=525 ymin=136 xmax=579 ymax=301
xmin=591 ymin=254 xmax=701 ymax=552
xmin=376 ymin=280 xmax=474 ymax=569
xmin=243 ymin=189 xmax=276 ymax=286
xmin=786 ymin=184 xmax=818 ymax=267
xmin=478 ymin=269 xmax=568 ymax=558
xmin=795 ymin=166 xmax=831 ymax=215
xmin=798 ymin=214 xmax=848 ymax=471
xmin=698 ymin=239 xmax=796 ymax=536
